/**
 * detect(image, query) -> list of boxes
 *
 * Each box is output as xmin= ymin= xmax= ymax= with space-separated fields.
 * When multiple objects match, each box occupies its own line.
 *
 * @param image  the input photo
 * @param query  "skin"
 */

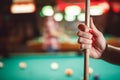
xmin=77 ymin=18 xmax=120 ymax=65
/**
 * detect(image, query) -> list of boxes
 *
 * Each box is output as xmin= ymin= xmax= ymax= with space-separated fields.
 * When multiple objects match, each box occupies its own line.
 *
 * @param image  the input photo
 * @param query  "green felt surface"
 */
xmin=0 ymin=52 xmax=120 ymax=80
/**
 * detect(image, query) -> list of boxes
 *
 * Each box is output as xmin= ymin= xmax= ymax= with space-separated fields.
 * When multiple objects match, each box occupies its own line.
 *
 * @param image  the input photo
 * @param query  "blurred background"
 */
xmin=0 ymin=0 xmax=120 ymax=80
xmin=1 ymin=0 xmax=120 ymax=55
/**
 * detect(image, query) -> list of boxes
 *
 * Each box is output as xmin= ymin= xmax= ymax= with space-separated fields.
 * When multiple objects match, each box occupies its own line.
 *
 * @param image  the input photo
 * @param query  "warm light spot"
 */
xmin=11 ymin=3 xmax=36 ymax=14
xmin=65 ymin=5 xmax=81 ymax=16
xmin=90 ymin=6 xmax=103 ymax=16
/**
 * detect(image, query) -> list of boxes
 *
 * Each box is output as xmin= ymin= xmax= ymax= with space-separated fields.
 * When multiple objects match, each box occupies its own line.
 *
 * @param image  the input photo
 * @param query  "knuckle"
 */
xmin=77 ymin=37 xmax=81 ymax=44
xmin=89 ymin=40 xmax=93 ymax=44
xmin=80 ymin=44 xmax=84 ymax=50
xmin=77 ymin=31 xmax=82 ymax=36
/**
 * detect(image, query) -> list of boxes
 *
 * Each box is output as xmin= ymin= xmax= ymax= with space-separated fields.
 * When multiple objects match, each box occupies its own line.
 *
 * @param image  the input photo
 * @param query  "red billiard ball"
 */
xmin=65 ymin=68 xmax=73 ymax=76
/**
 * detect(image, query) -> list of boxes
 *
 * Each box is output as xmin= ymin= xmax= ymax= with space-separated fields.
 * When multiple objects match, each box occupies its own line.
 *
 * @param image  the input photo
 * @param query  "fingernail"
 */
xmin=78 ymin=24 xmax=85 ymax=31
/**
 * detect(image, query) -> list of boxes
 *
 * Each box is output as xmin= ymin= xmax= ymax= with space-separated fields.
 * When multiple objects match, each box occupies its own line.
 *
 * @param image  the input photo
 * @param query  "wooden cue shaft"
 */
xmin=84 ymin=0 xmax=90 ymax=80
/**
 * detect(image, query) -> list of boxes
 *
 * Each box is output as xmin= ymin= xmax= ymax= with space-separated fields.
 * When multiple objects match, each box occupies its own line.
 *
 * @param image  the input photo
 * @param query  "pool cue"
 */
xmin=84 ymin=0 xmax=90 ymax=80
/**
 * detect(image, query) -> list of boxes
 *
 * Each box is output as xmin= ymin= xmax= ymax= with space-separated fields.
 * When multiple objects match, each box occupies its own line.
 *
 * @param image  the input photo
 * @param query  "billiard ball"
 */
xmin=0 ymin=62 xmax=3 ymax=68
xmin=65 ymin=68 xmax=73 ymax=76
xmin=19 ymin=62 xmax=27 ymax=69
xmin=51 ymin=62 xmax=59 ymax=70
xmin=94 ymin=74 xmax=99 ymax=80
xmin=89 ymin=67 xmax=93 ymax=74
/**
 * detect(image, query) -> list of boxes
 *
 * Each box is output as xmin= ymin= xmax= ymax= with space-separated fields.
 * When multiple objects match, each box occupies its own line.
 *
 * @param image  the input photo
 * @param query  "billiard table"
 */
xmin=0 ymin=52 xmax=120 ymax=80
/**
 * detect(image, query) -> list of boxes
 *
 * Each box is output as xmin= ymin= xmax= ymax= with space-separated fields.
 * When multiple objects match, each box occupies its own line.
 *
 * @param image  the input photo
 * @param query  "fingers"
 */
xmin=78 ymin=36 xmax=92 ymax=50
xmin=77 ymin=30 xmax=93 ymax=39
xmin=78 ymin=36 xmax=92 ymax=44
xmin=77 ymin=21 xmax=93 ymax=50
xmin=78 ymin=24 xmax=89 ymax=32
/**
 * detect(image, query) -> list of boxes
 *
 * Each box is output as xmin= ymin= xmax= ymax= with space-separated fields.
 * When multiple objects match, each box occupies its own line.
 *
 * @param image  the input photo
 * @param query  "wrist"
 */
xmin=100 ymin=44 xmax=109 ymax=59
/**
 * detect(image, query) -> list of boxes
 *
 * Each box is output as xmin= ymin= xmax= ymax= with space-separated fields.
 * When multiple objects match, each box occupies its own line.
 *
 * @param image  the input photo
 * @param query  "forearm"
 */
xmin=101 ymin=44 xmax=120 ymax=65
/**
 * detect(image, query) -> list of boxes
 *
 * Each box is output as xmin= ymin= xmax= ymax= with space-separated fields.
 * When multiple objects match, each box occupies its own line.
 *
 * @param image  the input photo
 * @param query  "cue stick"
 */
xmin=84 ymin=0 xmax=90 ymax=80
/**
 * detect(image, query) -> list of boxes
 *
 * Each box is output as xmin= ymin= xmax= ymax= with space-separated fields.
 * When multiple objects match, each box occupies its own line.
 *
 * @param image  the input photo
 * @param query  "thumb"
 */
xmin=90 ymin=18 xmax=97 ymax=30
xmin=90 ymin=18 xmax=100 ymax=37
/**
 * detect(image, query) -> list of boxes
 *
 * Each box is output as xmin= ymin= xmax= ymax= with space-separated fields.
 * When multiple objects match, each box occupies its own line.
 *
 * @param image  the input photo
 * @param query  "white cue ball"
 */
xmin=51 ymin=62 xmax=59 ymax=70
xmin=19 ymin=62 xmax=27 ymax=69
xmin=0 ymin=62 xmax=4 ymax=68
xmin=89 ymin=67 xmax=93 ymax=74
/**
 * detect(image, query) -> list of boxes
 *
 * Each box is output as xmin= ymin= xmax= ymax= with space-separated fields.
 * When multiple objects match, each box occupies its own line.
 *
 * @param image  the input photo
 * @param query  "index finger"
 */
xmin=78 ymin=24 xmax=90 ymax=32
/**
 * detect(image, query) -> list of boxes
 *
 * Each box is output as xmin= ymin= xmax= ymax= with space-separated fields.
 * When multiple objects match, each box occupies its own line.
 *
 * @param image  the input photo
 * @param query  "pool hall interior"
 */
xmin=0 ymin=0 xmax=120 ymax=80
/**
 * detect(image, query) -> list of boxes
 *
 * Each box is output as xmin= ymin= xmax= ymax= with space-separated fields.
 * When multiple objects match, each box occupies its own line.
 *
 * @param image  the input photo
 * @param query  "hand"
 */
xmin=77 ymin=18 xmax=106 ymax=58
